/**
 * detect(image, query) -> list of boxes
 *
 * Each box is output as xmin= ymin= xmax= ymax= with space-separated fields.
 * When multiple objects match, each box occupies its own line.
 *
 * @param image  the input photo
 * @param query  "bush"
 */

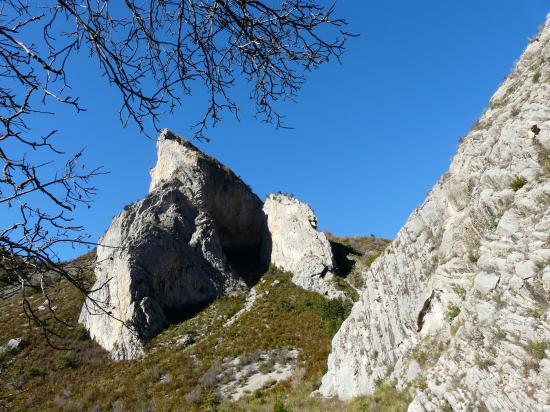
xmin=74 ymin=324 xmax=89 ymax=341
xmin=54 ymin=351 xmax=79 ymax=370
xmin=273 ymin=398 xmax=290 ymax=412
xmin=467 ymin=251 xmax=479 ymax=263
xmin=452 ymin=284 xmax=466 ymax=300
xmin=318 ymin=299 xmax=352 ymax=337
xmin=475 ymin=355 xmax=495 ymax=370
xmin=347 ymin=382 xmax=411 ymax=412
xmin=509 ymin=176 xmax=527 ymax=191
xmin=444 ymin=303 xmax=460 ymax=322
xmin=527 ymin=340 xmax=548 ymax=360
xmin=24 ymin=367 xmax=44 ymax=379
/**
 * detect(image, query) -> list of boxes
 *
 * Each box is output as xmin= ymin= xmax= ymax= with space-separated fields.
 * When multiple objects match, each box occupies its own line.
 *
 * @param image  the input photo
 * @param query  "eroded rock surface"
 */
xmin=80 ymin=131 xmax=265 ymax=359
xmin=320 ymin=15 xmax=550 ymax=412
xmin=263 ymin=194 xmax=344 ymax=299
xmin=80 ymin=131 xmax=343 ymax=359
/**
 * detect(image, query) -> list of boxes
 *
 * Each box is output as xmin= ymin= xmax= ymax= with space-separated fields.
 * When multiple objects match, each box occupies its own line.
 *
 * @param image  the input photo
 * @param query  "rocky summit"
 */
xmin=320 ymin=15 xmax=550 ymax=411
xmin=80 ymin=130 xmax=344 ymax=359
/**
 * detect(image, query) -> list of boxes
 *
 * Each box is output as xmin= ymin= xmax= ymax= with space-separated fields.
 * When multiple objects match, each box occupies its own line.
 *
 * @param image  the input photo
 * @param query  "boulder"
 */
xmin=7 ymin=337 xmax=25 ymax=351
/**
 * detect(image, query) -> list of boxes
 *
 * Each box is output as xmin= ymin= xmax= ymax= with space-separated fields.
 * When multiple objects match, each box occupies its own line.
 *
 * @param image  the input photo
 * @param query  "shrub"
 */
xmin=54 ymin=351 xmax=79 ymax=370
xmin=444 ymin=303 xmax=460 ymax=322
xmin=527 ymin=340 xmax=548 ymax=360
xmin=533 ymin=71 xmax=541 ymax=83
xmin=273 ymin=398 xmax=290 ymax=412
xmin=74 ymin=324 xmax=89 ymax=341
xmin=509 ymin=176 xmax=527 ymax=191
xmin=523 ymin=358 xmax=540 ymax=376
xmin=411 ymin=348 xmax=428 ymax=367
xmin=24 ymin=367 xmax=44 ymax=379
xmin=452 ymin=284 xmax=466 ymax=300
xmin=525 ymin=309 xmax=542 ymax=319
xmin=317 ymin=299 xmax=352 ymax=337
xmin=347 ymin=382 xmax=412 ymax=412
xmin=475 ymin=355 xmax=495 ymax=370
xmin=201 ymin=390 xmax=220 ymax=410
xmin=467 ymin=251 xmax=479 ymax=264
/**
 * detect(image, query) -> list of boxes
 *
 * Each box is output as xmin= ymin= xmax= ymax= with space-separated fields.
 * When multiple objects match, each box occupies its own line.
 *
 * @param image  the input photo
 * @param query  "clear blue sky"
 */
xmin=4 ymin=1 xmax=549 ymax=259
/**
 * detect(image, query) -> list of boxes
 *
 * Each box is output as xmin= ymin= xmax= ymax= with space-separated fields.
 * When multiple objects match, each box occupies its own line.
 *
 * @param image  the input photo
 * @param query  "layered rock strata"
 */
xmin=320 ymin=16 xmax=550 ymax=412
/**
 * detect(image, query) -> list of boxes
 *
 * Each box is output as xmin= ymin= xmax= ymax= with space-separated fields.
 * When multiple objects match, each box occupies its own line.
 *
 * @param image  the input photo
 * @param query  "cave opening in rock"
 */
xmin=223 ymin=243 xmax=269 ymax=287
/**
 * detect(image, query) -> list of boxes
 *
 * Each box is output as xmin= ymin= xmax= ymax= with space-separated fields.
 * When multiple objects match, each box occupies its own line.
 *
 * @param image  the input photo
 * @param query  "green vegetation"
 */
xmin=411 ymin=348 xmax=428 ymax=367
xmin=318 ymin=299 xmax=353 ymax=336
xmin=467 ymin=251 xmax=480 ymax=264
xmin=535 ymin=259 xmax=549 ymax=272
xmin=509 ymin=176 xmax=527 ymax=191
xmin=74 ymin=323 xmax=90 ymax=341
xmin=495 ymin=329 xmax=506 ymax=340
xmin=533 ymin=71 xmax=541 ymax=83
xmin=527 ymin=340 xmax=548 ymax=360
xmin=452 ymin=284 xmax=467 ymax=300
xmin=273 ymin=398 xmax=290 ymax=412
xmin=0 ymin=256 xmax=411 ymax=411
xmin=345 ymin=382 xmax=411 ymax=412
xmin=525 ymin=309 xmax=542 ymax=319
xmin=474 ymin=355 xmax=495 ymax=370
xmin=326 ymin=234 xmax=390 ymax=295
xmin=444 ymin=303 xmax=461 ymax=322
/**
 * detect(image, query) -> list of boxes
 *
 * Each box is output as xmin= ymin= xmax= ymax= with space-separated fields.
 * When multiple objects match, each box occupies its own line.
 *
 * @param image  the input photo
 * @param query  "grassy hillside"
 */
xmin=0 ymin=237 xmax=410 ymax=411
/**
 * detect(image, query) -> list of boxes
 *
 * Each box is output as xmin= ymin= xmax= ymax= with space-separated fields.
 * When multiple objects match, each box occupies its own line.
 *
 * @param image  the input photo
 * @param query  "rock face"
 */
xmin=80 ymin=130 xmax=342 ymax=359
xmin=263 ymin=194 xmax=344 ymax=299
xmin=80 ymin=131 xmax=264 ymax=359
xmin=320 ymin=16 xmax=550 ymax=412
xmin=149 ymin=133 xmax=266 ymax=254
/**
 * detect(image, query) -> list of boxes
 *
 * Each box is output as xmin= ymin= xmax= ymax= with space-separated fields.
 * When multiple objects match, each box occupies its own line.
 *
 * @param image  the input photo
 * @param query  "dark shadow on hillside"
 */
xmin=163 ymin=300 xmax=213 ymax=324
xmin=329 ymin=240 xmax=360 ymax=278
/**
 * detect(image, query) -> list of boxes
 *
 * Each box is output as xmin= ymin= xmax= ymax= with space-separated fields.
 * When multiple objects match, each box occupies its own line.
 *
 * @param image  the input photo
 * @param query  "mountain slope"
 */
xmin=320 ymin=15 xmax=550 ymax=412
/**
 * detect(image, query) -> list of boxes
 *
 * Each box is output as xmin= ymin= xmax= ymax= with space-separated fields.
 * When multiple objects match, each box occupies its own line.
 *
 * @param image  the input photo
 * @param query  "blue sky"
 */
xmin=3 ymin=1 xmax=549 ymax=259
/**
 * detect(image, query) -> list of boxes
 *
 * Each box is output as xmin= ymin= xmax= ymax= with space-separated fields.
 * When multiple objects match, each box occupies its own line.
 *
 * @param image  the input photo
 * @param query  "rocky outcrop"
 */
xmin=80 ymin=131 xmax=264 ymax=359
xmin=81 ymin=131 xmax=343 ymax=359
xmin=149 ymin=131 xmax=266 ymax=254
xmin=263 ymin=194 xmax=344 ymax=299
xmin=320 ymin=15 xmax=550 ymax=411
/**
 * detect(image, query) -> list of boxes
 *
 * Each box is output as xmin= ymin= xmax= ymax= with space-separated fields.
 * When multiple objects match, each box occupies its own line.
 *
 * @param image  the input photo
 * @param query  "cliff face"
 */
xmin=80 ymin=131 xmax=260 ymax=359
xmin=80 ymin=131 xmax=344 ymax=359
xmin=320 ymin=16 xmax=550 ymax=411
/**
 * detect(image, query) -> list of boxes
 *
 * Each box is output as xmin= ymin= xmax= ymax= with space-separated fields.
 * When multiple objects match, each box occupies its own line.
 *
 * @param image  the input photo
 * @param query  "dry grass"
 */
xmin=0 ymin=254 xmax=409 ymax=411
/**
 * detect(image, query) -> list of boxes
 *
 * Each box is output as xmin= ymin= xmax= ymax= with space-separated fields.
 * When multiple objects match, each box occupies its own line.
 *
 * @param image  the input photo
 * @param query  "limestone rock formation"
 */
xmin=80 ymin=131 xmax=265 ymax=360
xmin=80 ymin=130 xmax=343 ymax=359
xmin=320 ymin=16 xmax=550 ymax=411
xmin=263 ymin=194 xmax=345 ymax=299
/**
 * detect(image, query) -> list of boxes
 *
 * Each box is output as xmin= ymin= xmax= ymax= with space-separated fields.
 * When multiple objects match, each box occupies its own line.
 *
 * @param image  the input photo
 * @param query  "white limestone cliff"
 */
xmin=80 ymin=131 xmax=264 ymax=359
xmin=80 ymin=131 xmax=343 ymax=359
xmin=320 ymin=15 xmax=550 ymax=412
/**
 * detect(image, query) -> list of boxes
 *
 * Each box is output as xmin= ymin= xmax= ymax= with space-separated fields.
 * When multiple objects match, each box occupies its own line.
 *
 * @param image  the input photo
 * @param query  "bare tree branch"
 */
xmin=0 ymin=0 xmax=351 ymax=340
